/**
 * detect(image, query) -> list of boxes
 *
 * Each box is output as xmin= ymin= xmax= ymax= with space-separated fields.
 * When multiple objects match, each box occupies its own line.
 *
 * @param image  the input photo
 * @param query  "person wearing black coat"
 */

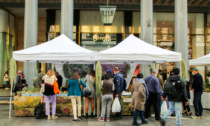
xmin=182 ymin=81 xmax=192 ymax=116
xmin=160 ymin=68 xmax=188 ymax=126
xmin=191 ymin=68 xmax=203 ymax=119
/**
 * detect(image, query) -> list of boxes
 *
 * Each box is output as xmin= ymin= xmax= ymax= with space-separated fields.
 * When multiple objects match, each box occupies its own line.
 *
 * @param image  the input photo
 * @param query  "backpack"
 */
xmin=34 ymin=103 xmax=44 ymax=119
xmin=123 ymin=78 xmax=127 ymax=91
xmin=164 ymin=79 xmax=181 ymax=98
xmin=34 ymin=96 xmax=44 ymax=119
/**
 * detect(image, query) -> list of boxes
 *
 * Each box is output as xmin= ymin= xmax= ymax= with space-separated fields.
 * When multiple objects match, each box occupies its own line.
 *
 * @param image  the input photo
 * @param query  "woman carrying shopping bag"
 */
xmin=41 ymin=70 xmax=60 ymax=120
xmin=131 ymin=73 xmax=148 ymax=126
xmin=98 ymin=74 xmax=114 ymax=122
xmin=67 ymin=70 xmax=86 ymax=122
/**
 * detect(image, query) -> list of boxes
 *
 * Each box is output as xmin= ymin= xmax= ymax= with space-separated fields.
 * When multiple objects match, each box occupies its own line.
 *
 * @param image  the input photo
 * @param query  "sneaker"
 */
xmin=77 ymin=116 xmax=82 ymax=121
xmin=106 ymin=118 xmax=110 ymax=122
xmin=160 ymin=120 xmax=165 ymax=126
xmin=200 ymin=116 xmax=203 ymax=119
xmin=142 ymin=120 xmax=148 ymax=124
xmin=72 ymin=119 xmax=78 ymax=122
xmin=47 ymin=115 xmax=51 ymax=120
xmin=132 ymin=122 xmax=140 ymax=126
xmin=52 ymin=115 xmax=58 ymax=119
xmin=98 ymin=117 xmax=104 ymax=122
xmin=191 ymin=116 xmax=200 ymax=119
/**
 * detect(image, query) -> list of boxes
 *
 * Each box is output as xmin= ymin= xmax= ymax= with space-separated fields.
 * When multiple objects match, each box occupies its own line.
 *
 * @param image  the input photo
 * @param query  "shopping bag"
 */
xmin=112 ymin=97 xmax=121 ymax=113
xmin=161 ymin=101 xmax=168 ymax=116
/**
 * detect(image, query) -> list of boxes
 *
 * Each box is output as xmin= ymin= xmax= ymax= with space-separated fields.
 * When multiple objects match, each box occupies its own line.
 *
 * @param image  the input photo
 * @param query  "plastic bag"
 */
xmin=112 ymin=97 xmax=121 ymax=113
xmin=161 ymin=101 xmax=168 ymax=116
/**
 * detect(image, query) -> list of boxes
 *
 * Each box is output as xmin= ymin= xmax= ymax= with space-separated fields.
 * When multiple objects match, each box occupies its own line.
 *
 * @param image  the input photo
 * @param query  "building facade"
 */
xmin=0 ymin=0 xmax=210 ymax=86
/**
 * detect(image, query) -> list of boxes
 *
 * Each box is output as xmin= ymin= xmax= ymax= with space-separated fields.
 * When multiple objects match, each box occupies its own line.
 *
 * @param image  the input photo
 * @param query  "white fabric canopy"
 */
xmin=99 ymin=34 xmax=182 ymax=64
xmin=189 ymin=54 xmax=210 ymax=66
xmin=13 ymin=34 xmax=98 ymax=64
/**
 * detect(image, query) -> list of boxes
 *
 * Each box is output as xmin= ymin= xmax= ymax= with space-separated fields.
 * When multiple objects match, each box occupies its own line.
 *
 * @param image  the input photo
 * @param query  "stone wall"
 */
xmin=15 ymin=17 xmax=46 ymax=71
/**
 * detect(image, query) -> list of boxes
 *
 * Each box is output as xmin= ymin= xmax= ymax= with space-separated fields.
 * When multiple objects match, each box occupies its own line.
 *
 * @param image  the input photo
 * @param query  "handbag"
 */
xmin=161 ymin=101 xmax=168 ymax=116
xmin=112 ymin=97 xmax=121 ymax=112
xmin=79 ymin=79 xmax=92 ymax=97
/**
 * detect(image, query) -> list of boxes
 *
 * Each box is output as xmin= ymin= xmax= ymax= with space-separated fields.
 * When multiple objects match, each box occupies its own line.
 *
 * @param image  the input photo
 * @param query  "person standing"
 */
xmin=132 ymin=73 xmax=148 ymax=126
xmin=67 ymin=71 xmax=86 ymax=122
xmin=144 ymin=69 xmax=162 ymax=121
xmin=4 ymin=71 xmax=9 ymax=90
xmin=182 ymin=80 xmax=192 ymax=116
xmin=14 ymin=70 xmax=23 ymax=93
xmin=56 ymin=72 xmax=63 ymax=90
xmin=84 ymin=70 xmax=96 ymax=119
xmin=113 ymin=67 xmax=124 ymax=120
xmin=98 ymin=74 xmax=114 ymax=122
xmin=160 ymin=68 xmax=188 ymax=126
xmin=191 ymin=68 xmax=203 ymax=119
xmin=41 ymin=70 xmax=60 ymax=120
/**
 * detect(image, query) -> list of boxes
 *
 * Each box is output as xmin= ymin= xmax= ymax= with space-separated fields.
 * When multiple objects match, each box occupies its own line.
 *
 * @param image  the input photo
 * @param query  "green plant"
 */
xmin=206 ymin=72 xmax=210 ymax=77
xmin=181 ymin=59 xmax=187 ymax=80
xmin=9 ymin=58 xmax=17 ymax=88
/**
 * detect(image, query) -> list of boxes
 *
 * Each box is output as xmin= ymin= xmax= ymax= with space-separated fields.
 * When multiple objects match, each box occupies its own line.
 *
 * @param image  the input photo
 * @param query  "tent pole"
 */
xmin=9 ymin=81 xmax=13 ymax=119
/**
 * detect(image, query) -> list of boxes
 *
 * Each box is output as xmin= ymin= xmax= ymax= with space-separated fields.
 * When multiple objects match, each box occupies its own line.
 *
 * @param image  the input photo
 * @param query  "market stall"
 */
xmin=99 ymin=34 xmax=182 ymax=88
xmin=12 ymin=34 xmax=99 ymax=118
xmin=12 ymin=34 xmax=182 ymax=118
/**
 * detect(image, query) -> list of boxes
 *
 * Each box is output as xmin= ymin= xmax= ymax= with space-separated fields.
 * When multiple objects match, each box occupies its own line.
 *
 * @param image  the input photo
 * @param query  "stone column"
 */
xmin=140 ymin=0 xmax=153 ymax=77
xmin=23 ymin=0 xmax=38 ymax=87
xmin=175 ymin=0 xmax=188 ymax=80
xmin=61 ymin=0 xmax=74 ymax=40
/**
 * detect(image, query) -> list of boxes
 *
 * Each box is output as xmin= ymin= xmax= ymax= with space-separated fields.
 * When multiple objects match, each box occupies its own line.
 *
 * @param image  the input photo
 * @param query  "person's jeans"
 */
xmin=163 ymin=101 xmax=182 ymax=126
xmin=101 ymin=95 xmax=113 ymax=118
xmin=44 ymin=95 xmax=56 ymax=115
xmin=5 ymin=81 xmax=9 ymax=88
xmin=145 ymin=92 xmax=161 ymax=120
xmin=133 ymin=109 xmax=145 ymax=123
xmin=193 ymin=91 xmax=203 ymax=116
xmin=71 ymin=96 xmax=81 ymax=119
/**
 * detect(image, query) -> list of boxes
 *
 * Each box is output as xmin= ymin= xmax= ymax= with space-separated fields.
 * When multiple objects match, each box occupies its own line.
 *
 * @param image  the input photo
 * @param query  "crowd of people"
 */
xmin=6 ymin=66 xmax=203 ymax=126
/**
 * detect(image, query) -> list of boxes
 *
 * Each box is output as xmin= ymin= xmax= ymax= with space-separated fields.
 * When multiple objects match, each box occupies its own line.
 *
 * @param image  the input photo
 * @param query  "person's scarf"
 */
xmin=135 ymin=78 xmax=149 ymax=100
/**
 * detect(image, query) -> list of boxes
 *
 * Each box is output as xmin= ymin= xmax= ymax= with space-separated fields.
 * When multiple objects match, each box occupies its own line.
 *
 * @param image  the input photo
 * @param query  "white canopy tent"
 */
xmin=13 ymin=34 xmax=98 ymax=64
xmin=99 ymin=34 xmax=182 ymax=88
xmin=99 ymin=34 xmax=181 ymax=63
xmin=189 ymin=54 xmax=210 ymax=66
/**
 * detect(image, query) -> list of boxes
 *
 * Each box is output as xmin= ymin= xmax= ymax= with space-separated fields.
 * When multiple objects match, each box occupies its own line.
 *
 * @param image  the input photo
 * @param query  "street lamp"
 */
xmin=99 ymin=0 xmax=116 ymax=25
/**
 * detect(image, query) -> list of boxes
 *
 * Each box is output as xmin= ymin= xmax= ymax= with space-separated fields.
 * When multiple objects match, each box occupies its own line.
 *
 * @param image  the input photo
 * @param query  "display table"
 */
xmin=14 ymin=94 xmax=84 ymax=117
xmin=14 ymin=93 xmax=133 ymax=117
xmin=189 ymin=91 xmax=210 ymax=109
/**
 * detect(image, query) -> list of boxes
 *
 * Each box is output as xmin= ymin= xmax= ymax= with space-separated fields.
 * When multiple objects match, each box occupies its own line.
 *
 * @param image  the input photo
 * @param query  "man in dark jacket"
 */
xmin=191 ymin=67 xmax=203 ymax=119
xmin=113 ymin=67 xmax=124 ymax=120
xmin=160 ymin=68 xmax=188 ymax=126
xmin=144 ymin=69 xmax=162 ymax=121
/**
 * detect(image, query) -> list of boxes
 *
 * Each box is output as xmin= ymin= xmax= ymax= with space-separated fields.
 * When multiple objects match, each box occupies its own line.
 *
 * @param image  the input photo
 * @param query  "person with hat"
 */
xmin=191 ymin=67 xmax=203 ymax=119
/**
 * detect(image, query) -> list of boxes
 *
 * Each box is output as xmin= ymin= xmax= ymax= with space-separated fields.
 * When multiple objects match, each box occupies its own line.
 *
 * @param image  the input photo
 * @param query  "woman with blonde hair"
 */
xmin=67 ymin=70 xmax=86 ymax=122
xmin=41 ymin=70 xmax=60 ymax=120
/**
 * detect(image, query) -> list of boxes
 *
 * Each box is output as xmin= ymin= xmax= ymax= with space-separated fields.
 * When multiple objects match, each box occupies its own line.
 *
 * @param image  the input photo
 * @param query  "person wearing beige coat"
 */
xmin=131 ymin=73 xmax=148 ymax=126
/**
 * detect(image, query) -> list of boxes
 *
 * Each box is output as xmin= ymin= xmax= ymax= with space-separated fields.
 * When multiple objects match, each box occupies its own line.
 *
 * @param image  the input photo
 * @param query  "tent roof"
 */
xmin=13 ymin=34 xmax=98 ymax=63
xmin=189 ymin=54 xmax=210 ymax=66
xmin=99 ymin=34 xmax=181 ymax=63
